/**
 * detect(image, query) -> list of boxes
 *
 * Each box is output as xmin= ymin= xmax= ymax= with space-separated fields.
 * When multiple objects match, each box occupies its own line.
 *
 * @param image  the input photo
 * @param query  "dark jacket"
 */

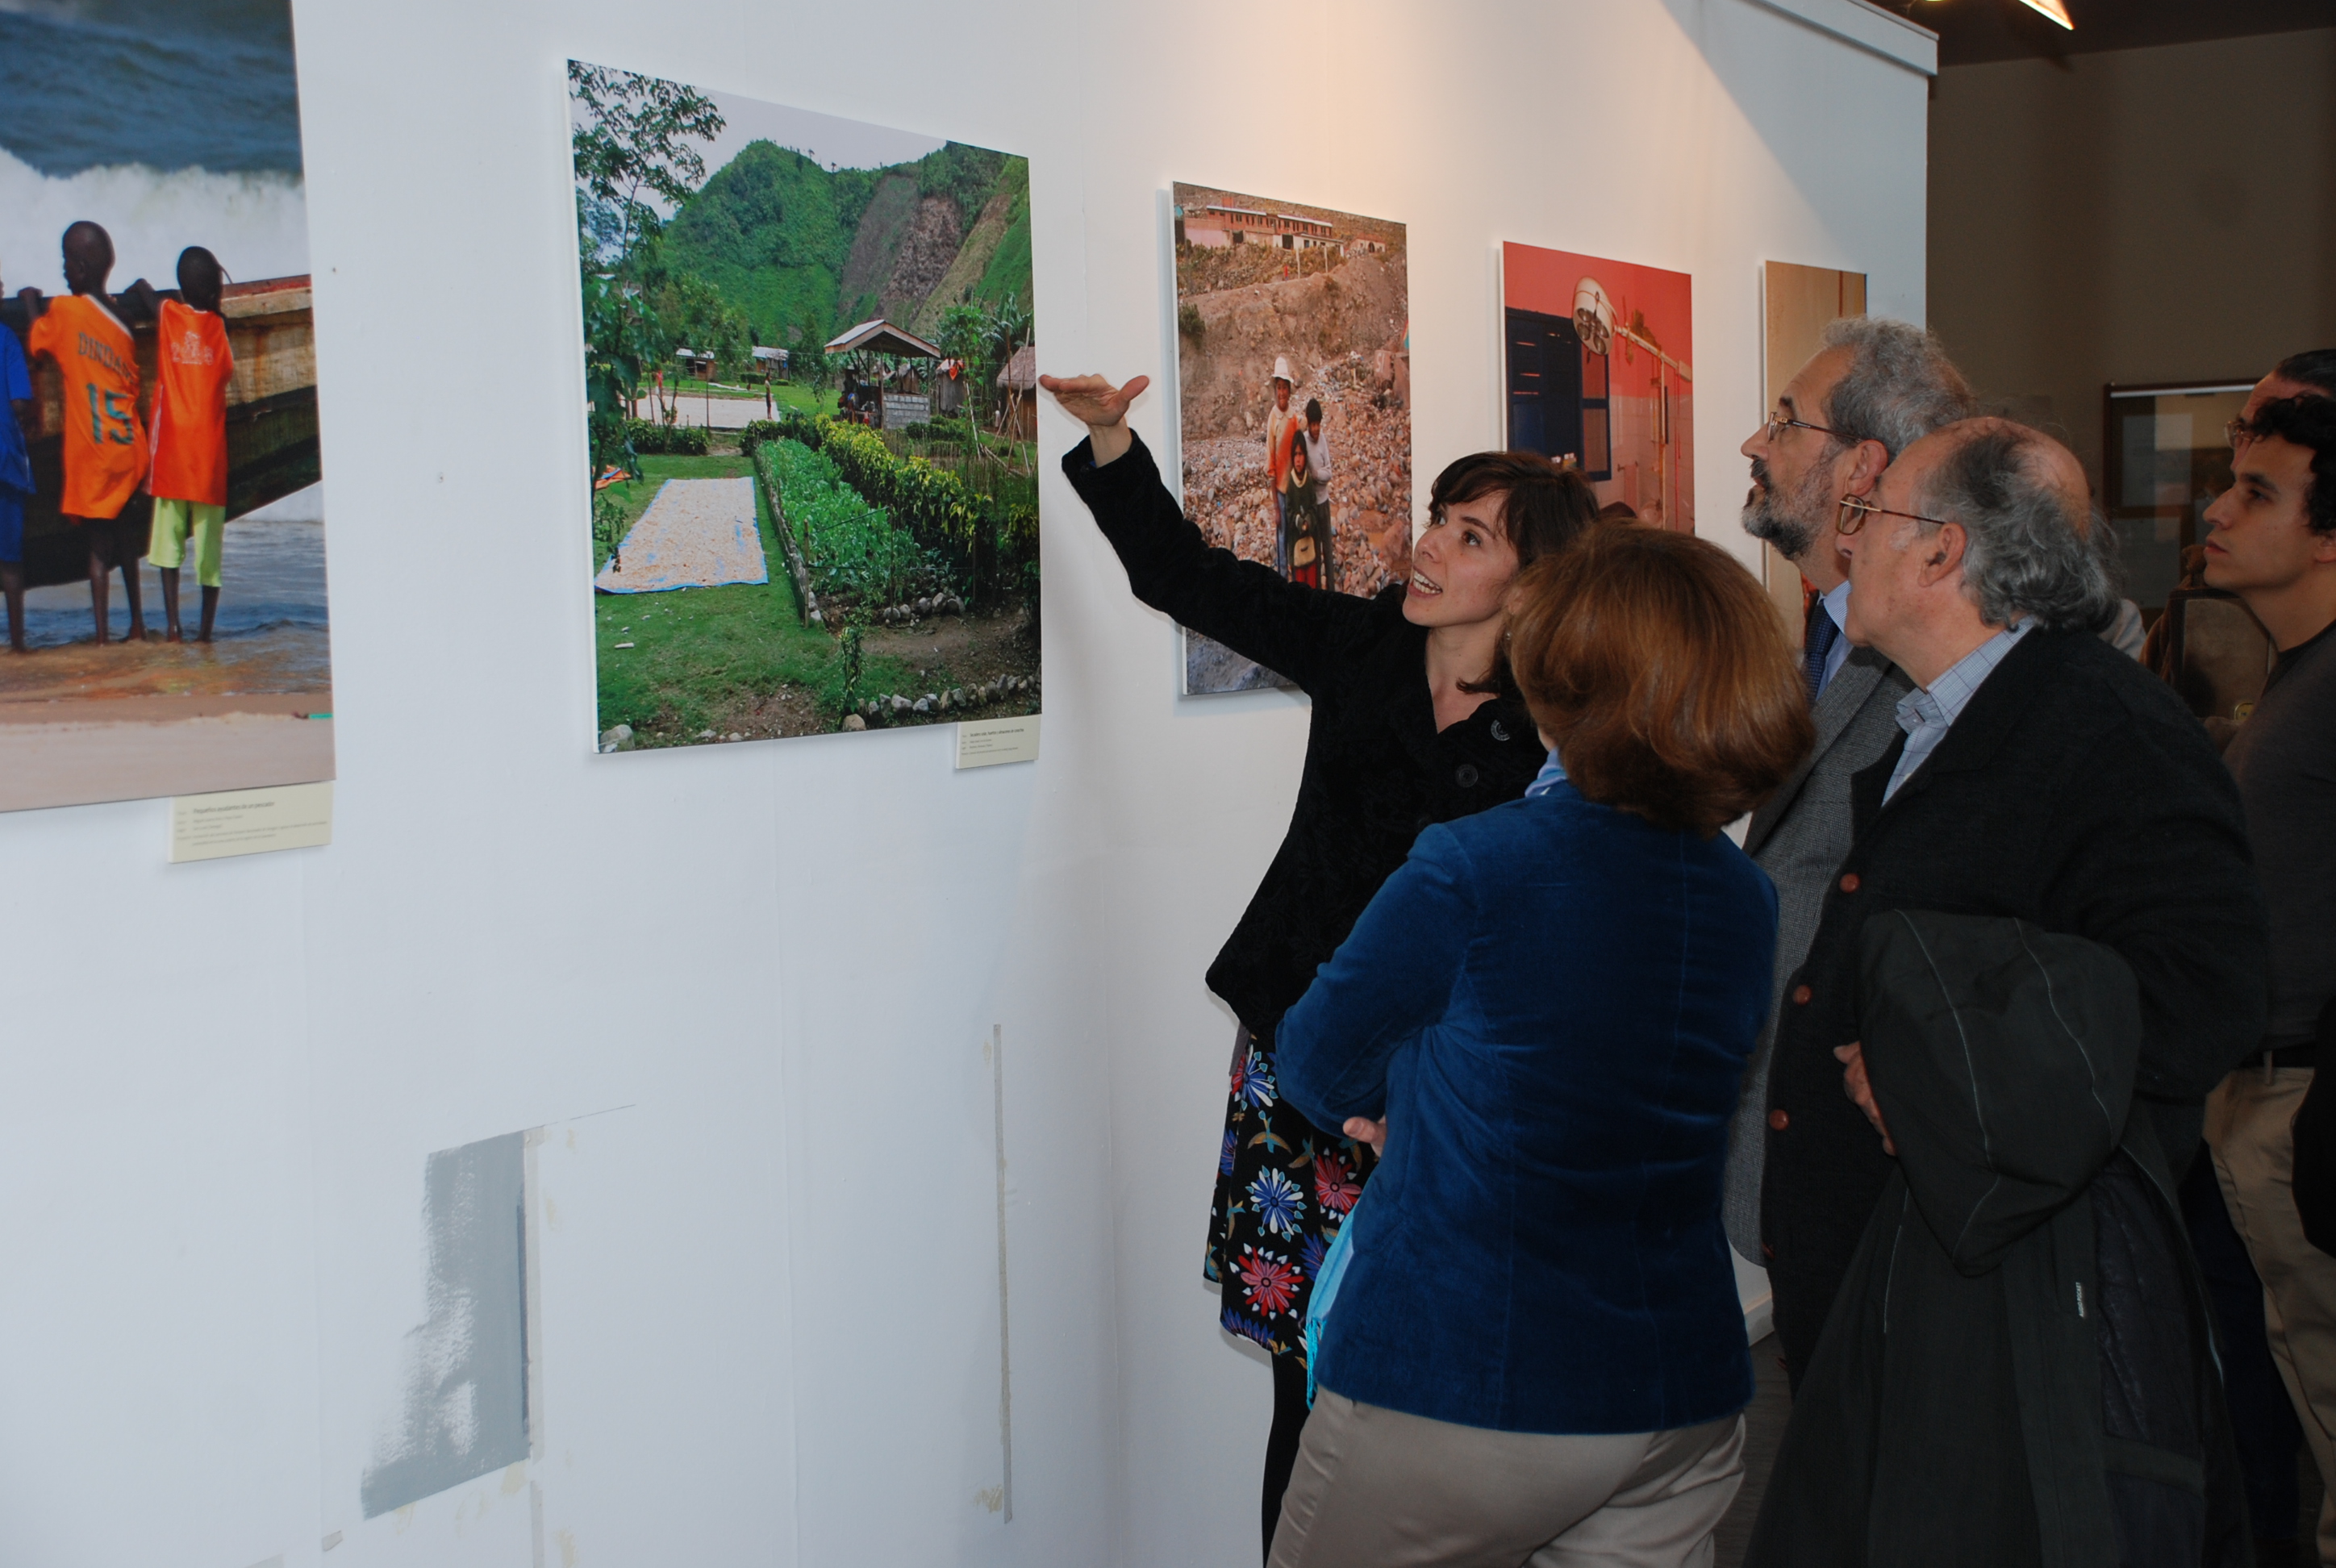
xmin=1279 ymin=782 xmax=1775 ymax=1435
xmin=1762 ymin=628 xmax=2267 ymax=1379
xmin=1748 ymin=911 xmax=2247 ymax=1568
xmin=1062 ymin=432 xmax=1541 ymax=1032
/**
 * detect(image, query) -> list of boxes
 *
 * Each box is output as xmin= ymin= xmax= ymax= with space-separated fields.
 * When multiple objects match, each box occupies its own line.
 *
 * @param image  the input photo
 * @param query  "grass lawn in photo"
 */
xmin=593 ymin=452 xmax=1035 ymax=747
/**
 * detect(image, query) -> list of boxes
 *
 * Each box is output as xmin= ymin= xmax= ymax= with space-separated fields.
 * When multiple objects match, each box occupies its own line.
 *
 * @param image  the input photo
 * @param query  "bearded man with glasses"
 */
xmin=1758 ymin=415 xmax=2267 ymax=1410
xmin=1721 ymin=319 xmax=1973 ymax=1282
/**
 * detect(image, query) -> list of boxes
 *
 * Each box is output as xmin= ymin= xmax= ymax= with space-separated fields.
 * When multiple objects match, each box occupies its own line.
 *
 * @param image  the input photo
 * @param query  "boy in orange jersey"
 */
xmin=19 ymin=221 xmax=151 ymax=644
xmin=144 ymin=247 xmax=234 ymax=642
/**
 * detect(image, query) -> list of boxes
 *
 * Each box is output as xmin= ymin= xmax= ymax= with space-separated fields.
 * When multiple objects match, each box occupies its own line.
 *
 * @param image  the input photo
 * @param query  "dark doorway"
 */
xmin=1506 ymin=307 xmax=1610 ymax=480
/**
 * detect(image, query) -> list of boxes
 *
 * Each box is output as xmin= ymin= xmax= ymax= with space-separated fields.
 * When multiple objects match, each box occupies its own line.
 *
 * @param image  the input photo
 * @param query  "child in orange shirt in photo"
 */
xmin=147 ymin=247 xmax=235 ymax=643
xmin=19 ymin=220 xmax=151 ymax=645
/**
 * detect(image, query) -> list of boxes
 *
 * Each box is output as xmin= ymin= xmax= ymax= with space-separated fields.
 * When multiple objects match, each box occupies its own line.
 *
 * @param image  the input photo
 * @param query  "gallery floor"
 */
xmin=1711 ymin=1337 xmax=2329 ymax=1566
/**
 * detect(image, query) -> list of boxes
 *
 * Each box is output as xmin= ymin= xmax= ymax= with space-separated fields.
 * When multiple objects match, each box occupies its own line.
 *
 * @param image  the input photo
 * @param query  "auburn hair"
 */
xmin=1507 ymin=528 xmax=1813 ymax=835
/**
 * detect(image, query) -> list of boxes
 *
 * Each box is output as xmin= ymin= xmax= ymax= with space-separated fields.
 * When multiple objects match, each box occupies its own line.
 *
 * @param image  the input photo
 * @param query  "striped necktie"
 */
xmin=1804 ymin=598 xmax=1841 ymax=705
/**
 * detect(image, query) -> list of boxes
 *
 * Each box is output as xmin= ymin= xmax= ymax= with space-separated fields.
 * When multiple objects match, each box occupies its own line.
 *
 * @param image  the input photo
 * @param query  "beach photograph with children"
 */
xmin=0 ymin=0 xmax=330 ymax=812
xmin=571 ymin=63 xmax=1042 ymax=753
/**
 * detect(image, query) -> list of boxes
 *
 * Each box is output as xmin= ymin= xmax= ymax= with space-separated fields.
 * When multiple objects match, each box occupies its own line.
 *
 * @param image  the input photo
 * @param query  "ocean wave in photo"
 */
xmin=0 ymin=146 xmax=307 ymax=294
xmin=0 ymin=0 xmax=302 ymax=177
xmin=17 ymin=510 xmax=326 ymax=644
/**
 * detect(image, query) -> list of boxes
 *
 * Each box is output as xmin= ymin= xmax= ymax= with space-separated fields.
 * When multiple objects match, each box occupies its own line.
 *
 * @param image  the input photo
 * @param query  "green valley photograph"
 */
xmin=569 ymin=62 xmax=1041 ymax=752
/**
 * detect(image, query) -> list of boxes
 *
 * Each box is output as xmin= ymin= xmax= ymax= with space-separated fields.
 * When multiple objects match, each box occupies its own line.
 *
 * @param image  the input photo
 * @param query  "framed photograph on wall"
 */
xmin=0 ymin=1 xmax=330 ymax=812
xmin=2101 ymin=378 xmax=2255 ymax=623
xmin=1500 ymin=242 xmax=1694 ymax=532
xmin=569 ymin=64 xmax=1041 ymax=751
xmin=1168 ymin=183 xmax=1410 ymax=694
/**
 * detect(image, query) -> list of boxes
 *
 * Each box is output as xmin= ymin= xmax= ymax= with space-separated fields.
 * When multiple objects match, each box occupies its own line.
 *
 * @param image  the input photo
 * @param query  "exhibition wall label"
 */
xmin=570 ymin=65 xmax=1042 ymax=753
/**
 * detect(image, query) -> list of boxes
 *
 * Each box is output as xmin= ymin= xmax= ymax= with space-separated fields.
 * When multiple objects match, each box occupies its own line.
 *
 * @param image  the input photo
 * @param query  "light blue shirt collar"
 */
xmin=1525 ymin=749 xmax=1568 ymax=798
xmin=1883 ymin=619 xmax=2034 ymax=803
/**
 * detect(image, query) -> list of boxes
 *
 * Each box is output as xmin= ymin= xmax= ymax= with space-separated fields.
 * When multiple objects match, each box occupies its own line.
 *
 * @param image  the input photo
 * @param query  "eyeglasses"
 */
xmin=1836 ymin=494 xmax=1954 ymax=536
xmin=2226 ymin=417 xmax=2256 ymax=452
xmin=1765 ymin=415 xmax=1845 ymax=444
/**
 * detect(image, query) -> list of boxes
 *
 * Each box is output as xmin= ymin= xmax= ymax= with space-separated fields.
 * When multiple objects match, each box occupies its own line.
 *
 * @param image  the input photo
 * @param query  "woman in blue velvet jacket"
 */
xmin=1269 ymin=526 xmax=1814 ymax=1568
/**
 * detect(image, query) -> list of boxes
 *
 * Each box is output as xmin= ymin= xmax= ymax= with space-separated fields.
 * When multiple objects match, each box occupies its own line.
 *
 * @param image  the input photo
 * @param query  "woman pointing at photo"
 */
xmin=1043 ymin=370 xmax=1599 ymax=1562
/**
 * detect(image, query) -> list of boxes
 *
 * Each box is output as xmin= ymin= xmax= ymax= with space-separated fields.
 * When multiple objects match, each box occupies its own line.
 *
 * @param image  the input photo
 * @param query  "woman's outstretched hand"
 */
xmin=1343 ymin=1116 xmax=1387 ymax=1157
xmin=1038 ymin=372 xmax=1150 ymax=466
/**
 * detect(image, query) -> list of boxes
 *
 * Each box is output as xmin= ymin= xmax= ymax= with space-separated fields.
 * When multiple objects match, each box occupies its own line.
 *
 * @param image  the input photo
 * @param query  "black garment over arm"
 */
xmin=1760 ymin=631 xmax=2267 ymax=1383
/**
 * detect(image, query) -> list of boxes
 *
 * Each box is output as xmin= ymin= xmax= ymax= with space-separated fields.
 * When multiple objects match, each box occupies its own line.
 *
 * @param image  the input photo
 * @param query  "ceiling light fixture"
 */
xmin=1917 ymin=0 xmax=2075 ymax=30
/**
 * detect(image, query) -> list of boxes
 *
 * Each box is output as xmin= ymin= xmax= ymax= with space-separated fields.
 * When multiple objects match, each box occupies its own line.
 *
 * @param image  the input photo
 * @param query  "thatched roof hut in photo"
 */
xmin=996 ymin=344 xmax=1039 ymax=440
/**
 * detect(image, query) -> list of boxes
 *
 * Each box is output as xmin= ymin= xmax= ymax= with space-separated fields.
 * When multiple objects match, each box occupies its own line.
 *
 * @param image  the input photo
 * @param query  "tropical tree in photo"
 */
xmin=570 ymin=62 xmax=726 ymax=472
xmin=981 ymin=290 xmax=1035 ymax=470
xmin=982 ymin=290 xmax=1032 ymax=377
xmin=935 ymin=298 xmax=993 ymax=474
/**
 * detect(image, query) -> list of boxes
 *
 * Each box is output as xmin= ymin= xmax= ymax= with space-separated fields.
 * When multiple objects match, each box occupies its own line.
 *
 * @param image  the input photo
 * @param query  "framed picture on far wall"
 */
xmin=1500 ymin=242 xmax=1694 ymax=533
xmin=2101 ymin=379 xmax=2255 ymax=623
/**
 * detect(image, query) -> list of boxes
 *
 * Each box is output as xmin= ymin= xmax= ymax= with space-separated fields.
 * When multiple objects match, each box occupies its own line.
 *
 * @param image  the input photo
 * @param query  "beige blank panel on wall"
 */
xmin=1759 ymin=261 xmax=1867 ymax=643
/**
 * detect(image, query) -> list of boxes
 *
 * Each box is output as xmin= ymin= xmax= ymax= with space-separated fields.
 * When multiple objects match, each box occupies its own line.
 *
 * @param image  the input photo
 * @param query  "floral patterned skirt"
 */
xmin=1206 ymin=1024 xmax=1377 ymax=1365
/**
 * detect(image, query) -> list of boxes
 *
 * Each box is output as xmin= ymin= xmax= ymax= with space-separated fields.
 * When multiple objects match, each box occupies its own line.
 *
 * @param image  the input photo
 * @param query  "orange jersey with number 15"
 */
xmin=149 ymin=298 xmax=235 ymax=507
xmin=26 ymin=293 xmax=148 ymax=519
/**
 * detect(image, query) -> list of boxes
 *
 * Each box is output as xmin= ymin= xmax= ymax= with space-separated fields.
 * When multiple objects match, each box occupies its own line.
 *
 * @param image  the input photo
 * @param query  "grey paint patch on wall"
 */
xmin=362 ymin=1131 xmax=531 ymax=1517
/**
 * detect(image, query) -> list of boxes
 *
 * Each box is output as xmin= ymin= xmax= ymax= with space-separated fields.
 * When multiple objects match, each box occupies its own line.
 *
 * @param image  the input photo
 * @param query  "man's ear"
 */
xmin=1916 ymin=521 xmax=1968 ymax=586
xmin=1839 ymin=438 xmax=1892 ymax=497
xmin=2313 ymin=528 xmax=2336 ymax=566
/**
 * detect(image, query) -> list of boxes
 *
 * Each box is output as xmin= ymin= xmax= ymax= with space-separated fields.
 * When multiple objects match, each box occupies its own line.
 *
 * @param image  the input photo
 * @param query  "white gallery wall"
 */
xmin=0 ymin=2 xmax=1931 ymax=1566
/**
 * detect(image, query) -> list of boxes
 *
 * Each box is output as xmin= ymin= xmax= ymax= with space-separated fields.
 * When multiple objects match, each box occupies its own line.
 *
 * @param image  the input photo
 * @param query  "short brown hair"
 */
xmin=1433 ymin=450 xmax=1603 ymax=695
xmin=1428 ymin=449 xmax=1600 ymax=571
xmin=1508 ymin=528 xmax=1812 ymax=835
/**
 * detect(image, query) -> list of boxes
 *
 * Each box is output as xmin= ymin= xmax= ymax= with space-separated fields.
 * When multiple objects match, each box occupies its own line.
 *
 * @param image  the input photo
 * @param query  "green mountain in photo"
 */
xmin=663 ymin=140 xmax=1032 ymax=349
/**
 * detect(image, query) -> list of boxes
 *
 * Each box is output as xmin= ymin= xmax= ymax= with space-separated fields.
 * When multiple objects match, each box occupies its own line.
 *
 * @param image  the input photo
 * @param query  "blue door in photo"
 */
xmin=1506 ymin=308 xmax=1611 ymax=481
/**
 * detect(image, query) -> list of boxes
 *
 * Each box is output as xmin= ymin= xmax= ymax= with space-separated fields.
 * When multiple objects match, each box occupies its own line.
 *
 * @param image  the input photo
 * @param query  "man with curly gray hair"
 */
xmin=1756 ymin=415 xmax=2267 ymax=1399
xmin=1722 ymin=320 xmax=1973 ymax=1275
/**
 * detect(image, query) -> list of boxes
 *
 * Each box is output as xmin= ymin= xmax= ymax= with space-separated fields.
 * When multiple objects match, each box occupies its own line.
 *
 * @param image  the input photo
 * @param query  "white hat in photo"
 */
xmin=1272 ymin=356 xmax=1295 ymax=385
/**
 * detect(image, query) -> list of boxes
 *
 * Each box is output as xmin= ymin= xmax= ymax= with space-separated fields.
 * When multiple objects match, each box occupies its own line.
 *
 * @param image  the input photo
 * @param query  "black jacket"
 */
xmin=1762 ymin=628 xmax=2267 ymax=1379
xmin=1062 ymin=432 xmax=1541 ymax=1032
xmin=1749 ymin=911 xmax=2246 ymax=1568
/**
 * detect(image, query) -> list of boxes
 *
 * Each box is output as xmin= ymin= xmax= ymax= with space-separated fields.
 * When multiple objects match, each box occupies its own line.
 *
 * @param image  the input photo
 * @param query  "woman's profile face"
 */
xmin=1404 ymin=492 xmax=1520 ymax=628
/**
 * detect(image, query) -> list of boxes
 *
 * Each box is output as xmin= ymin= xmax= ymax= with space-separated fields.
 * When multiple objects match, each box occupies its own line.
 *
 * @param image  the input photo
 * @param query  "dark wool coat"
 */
xmin=1063 ymin=432 xmax=1542 ymax=1360
xmin=1760 ymin=628 xmax=2267 ymax=1384
xmin=1749 ymin=911 xmax=2247 ymax=1568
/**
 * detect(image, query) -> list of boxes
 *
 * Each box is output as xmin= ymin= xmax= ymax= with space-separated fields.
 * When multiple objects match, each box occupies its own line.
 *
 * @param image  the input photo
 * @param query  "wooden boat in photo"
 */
xmin=1 ymin=274 xmax=320 ymax=589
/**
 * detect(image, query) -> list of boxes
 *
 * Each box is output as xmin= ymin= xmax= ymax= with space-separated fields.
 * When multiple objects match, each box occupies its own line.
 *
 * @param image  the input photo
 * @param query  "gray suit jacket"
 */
xmin=1722 ymin=646 xmax=1916 ymax=1261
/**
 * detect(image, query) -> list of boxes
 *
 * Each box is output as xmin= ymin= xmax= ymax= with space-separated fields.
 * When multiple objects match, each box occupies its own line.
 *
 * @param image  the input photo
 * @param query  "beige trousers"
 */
xmin=1268 ymin=1387 xmax=1744 ymax=1568
xmin=2207 ymin=1065 xmax=2336 ymax=1561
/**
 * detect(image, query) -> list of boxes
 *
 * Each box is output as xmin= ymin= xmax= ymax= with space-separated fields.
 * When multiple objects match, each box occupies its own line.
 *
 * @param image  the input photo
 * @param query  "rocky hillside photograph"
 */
xmin=1170 ymin=183 xmax=1408 ymax=694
